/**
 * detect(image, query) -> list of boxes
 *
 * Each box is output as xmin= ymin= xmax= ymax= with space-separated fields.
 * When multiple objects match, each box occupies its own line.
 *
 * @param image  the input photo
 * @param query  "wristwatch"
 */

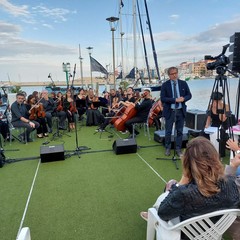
xmin=27 ymin=120 xmax=30 ymax=123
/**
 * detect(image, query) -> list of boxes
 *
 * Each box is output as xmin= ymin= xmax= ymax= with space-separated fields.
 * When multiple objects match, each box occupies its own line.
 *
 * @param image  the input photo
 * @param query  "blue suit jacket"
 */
xmin=160 ymin=79 xmax=192 ymax=119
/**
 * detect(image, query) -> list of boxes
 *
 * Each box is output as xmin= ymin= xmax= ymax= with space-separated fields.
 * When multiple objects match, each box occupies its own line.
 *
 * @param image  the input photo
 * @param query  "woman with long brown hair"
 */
xmin=140 ymin=137 xmax=239 ymax=225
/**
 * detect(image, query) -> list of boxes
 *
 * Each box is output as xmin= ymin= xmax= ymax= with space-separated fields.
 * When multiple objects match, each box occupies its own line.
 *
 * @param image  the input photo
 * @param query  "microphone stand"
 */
xmin=68 ymin=64 xmax=90 ymax=158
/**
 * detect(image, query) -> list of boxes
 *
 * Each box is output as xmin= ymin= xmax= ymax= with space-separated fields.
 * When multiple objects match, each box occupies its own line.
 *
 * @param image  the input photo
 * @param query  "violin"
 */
xmin=69 ymin=101 xmax=77 ymax=113
xmin=56 ymin=97 xmax=63 ymax=112
xmin=29 ymin=107 xmax=37 ymax=120
xmin=37 ymin=103 xmax=46 ymax=118
xmin=29 ymin=103 xmax=46 ymax=120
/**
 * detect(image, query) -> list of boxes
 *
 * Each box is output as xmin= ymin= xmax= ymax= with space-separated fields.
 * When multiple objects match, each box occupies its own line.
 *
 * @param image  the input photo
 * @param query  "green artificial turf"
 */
xmin=0 ymin=124 xmax=232 ymax=239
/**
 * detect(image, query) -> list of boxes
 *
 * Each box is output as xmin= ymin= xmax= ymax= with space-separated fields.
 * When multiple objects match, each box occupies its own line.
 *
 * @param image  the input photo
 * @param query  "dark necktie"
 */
xmin=173 ymin=82 xmax=179 ymax=109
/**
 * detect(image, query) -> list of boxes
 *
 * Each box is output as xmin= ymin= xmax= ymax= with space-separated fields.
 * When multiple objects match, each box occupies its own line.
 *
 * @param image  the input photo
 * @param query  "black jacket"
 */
xmin=158 ymin=176 xmax=240 ymax=222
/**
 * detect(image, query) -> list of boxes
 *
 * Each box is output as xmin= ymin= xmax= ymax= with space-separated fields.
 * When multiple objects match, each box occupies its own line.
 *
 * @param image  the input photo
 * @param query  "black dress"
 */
xmin=85 ymin=96 xmax=103 ymax=126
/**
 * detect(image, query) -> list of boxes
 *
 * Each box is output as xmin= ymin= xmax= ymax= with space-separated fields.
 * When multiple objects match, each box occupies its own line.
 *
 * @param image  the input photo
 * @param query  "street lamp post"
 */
xmin=106 ymin=16 xmax=119 ymax=90
xmin=62 ymin=62 xmax=71 ymax=88
xmin=86 ymin=46 xmax=93 ymax=87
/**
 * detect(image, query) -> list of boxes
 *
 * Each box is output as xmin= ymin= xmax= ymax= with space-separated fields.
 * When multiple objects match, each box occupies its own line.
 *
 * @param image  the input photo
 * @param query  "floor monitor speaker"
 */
xmin=112 ymin=138 xmax=137 ymax=155
xmin=40 ymin=144 xmax=65 ymax=163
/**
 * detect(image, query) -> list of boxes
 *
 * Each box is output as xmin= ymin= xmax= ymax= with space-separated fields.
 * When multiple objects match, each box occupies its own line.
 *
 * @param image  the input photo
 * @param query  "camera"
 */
xmin=204 ymin=44 xmax=230 ymax=70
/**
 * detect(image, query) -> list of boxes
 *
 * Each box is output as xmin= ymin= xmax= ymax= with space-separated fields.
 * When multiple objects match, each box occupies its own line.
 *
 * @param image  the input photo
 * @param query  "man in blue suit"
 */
xmin=161 ymin=67 xmax=192 ymax=156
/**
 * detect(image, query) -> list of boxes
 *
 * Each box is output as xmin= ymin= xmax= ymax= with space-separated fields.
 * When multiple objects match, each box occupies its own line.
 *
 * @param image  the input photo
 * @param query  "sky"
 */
xmin=0 ymin=0 xmax=240 ymax=84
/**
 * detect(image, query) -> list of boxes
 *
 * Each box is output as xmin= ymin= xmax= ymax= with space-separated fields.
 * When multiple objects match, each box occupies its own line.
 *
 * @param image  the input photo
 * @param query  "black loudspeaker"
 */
xmin=40 ymin=144 xmax=65 ymax=163
xmin=112 ymin=138 xmax=137 ymax=155
xmin=154 ymin=128 xmax=189 ymax=149
xmin=185 ymin=109 xmax=207 ymax=130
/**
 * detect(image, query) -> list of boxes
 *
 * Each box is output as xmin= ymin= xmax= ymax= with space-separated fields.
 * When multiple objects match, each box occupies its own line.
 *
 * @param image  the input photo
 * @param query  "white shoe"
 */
xmin=37 ymin=133 xmax=43 ymax=138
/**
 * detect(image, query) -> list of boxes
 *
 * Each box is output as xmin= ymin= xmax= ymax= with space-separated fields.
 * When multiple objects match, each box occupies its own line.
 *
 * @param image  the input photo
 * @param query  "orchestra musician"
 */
xmin=75 ymin=88 xmax=87 ymax=121
xmin=11 ymin=92 xmax=40 ymax=142
xmin=26 ymin=94 xmax=48 ymax=138
xmin=96 ymin=89 xmax=120 ymax=132
xmin=40 ymin=90 xmax=66 ymax=133
xmin=118 ymin=87 xmax=136 ymax=106
xmin=56 ymin=92 xmax=64 ymax=112
xmin=125 ymin=88 xmax=152 ymax=138
xmin=85 ymin=88 xmax=102 ymax=126
xmin=63 ymin=89 xmax=77 ymax=130
xmin=101 ymin=91 xmax=110 ymax=117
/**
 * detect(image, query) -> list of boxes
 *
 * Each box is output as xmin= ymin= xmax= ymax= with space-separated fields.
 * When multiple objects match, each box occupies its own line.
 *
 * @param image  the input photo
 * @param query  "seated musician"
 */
xmin=11 ymin=92 xmax=40 ymax=142
xmin=96 ymin=89 xmax=120 ymax=132
xmin=63 ymin=89 xmax=77 ymax=130
xmin=97 ymin=87 xmax=136 ymax=132
xmin=75 ymin=88 xmax=87 ymax=121
xmin=125 ymin=88 xmax=152 ymax=138
xmin=101 ymin=91 xmax=110 ymax=117
xmin=26 ymin=95 xmax=48 ymax=138
xmin=86 ymin=88 xmax=103 ymax=126
xmin=40 ymin=90 xmax=66 ymax=133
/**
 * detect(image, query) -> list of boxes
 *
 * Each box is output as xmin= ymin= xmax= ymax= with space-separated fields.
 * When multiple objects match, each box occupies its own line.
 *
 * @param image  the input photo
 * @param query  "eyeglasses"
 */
xmin=169 ymin=72 xmax=178 ymax=75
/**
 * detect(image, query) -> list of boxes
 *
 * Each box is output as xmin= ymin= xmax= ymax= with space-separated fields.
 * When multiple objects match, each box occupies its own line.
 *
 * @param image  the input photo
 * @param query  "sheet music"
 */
xmin=204 ymin=126 xmax=218 ymax=134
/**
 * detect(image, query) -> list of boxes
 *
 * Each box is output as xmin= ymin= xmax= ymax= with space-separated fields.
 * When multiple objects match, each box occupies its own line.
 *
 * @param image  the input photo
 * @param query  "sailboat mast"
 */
xmin=119 ymin=0 xmax=124 ymax=79
xmin=136 ymin=0 xmax=151 ymax=82
xmin=144 ymin=0 xmax=161 ymax=81
xmin=133 ymin=0 xmax=137 ymax=81
xmin=78 ymin=44 xmax=84 ymax=86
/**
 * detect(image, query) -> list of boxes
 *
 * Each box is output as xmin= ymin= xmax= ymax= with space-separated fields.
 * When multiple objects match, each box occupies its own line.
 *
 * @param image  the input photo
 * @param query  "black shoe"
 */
xmin=27 ymin=138 xmax=33 ymax=142
xmin=165 ymin=149 xmax=171 ymax=156
xmin=135 ymin=131 xmax=140 ymax=135
xmin=59 ymin=127 xmax=67 ymax=130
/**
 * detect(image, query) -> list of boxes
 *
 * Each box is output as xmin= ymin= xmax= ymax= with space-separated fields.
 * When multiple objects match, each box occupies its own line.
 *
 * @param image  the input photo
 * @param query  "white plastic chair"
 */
xmin=16 ymin=227 xmax=31 ymax=240
xmin=147 ymin=207 xmax=240 ymax=240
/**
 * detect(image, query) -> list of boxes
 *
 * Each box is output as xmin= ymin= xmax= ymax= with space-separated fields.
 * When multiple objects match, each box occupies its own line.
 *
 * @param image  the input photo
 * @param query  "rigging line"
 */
xmin=136 ymin=0 xmax=151 ymax=81
xmin=16 ymin=159 xmax=41 ymax=239
xmin=136 ymin=152 xmax=167 ymax=184
xmin=144 ymin=0 xmax=161 ymax=81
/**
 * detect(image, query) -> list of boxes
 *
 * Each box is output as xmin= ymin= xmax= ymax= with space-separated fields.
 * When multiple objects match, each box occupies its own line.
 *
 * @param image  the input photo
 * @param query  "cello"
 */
xmin=148 ymin=99 xmax=163 ymax=126
xmin=114 ymin=98 xmax=140 ymax=132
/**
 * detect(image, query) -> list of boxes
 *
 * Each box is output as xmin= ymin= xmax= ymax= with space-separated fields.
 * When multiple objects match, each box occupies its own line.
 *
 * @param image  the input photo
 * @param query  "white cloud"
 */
xmin=169 ymin=14 xmax=179 ymax=20
xmin=0 ymin=0 xmax=29 ymax=17
xmin=42 ymin=23 xmax=53 ymax=29
xmin=32 ymin=5 xmax=75 ymax=23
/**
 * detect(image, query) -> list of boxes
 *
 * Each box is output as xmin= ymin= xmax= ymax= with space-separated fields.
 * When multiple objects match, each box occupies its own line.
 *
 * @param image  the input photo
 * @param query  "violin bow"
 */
xmin=70 ymin=64 xmax=77 ymax=90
